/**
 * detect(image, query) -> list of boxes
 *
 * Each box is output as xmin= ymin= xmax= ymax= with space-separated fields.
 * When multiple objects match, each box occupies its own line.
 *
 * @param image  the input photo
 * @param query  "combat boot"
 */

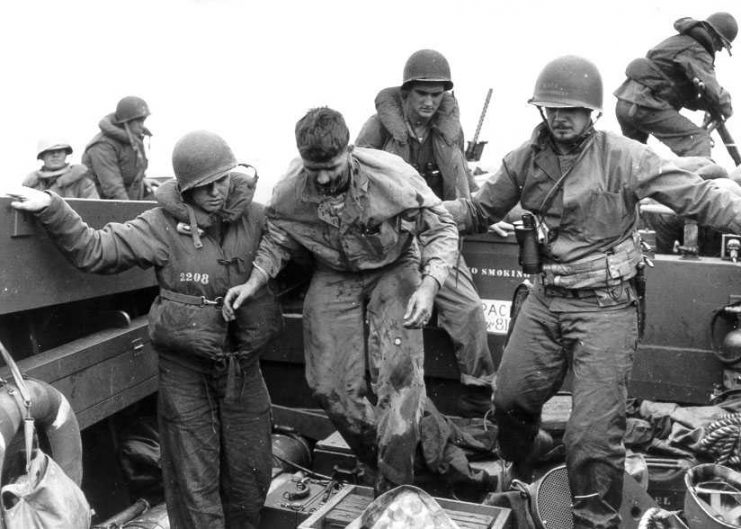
xmin=456 ymin=385 xmax=494 ymax=418
xmin=499 ymin=429 xmax=555 ymax=490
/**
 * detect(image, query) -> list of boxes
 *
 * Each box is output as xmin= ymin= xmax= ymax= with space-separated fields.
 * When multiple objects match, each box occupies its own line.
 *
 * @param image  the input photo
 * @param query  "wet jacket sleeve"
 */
xmin=251 ymin=218 xmax=302 ymax=278
xmin=35 ymin=193 xmax=169 ymax=273
xmin=443 ymin=159 xmax=521 ymax=234
xmin=676 ymin=50 xmax=733 ymax=117
xmin=85 ymin=143 xmax=129 ymax=200
xmin=634 ymin=150 xmax=741 ymax=233
xmin=418 ymin=203 xmax=459 ymax=286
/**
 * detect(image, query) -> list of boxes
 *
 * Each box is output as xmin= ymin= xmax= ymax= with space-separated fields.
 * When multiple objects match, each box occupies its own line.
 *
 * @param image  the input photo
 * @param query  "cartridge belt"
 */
xmin=542 ymin=285 xmax=598 ymax=299
xmin=160 ymin=288 xmax=224 ymax=307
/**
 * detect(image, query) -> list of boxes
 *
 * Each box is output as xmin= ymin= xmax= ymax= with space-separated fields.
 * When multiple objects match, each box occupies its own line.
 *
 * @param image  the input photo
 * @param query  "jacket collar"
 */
xmin=374 ymin=86 xmax=462 ymax=145
xmin=155 ymin=172 xmax=255 ymax=228
xmin=529 ymin=122 xmax=596 ymax=182
xmin=674 ymin=17 xmax=717 ymax=56
xmin=99 ymin=113 xmax=152 ymax=144
xmin=31 ymin=164 xmax=89 ymax=187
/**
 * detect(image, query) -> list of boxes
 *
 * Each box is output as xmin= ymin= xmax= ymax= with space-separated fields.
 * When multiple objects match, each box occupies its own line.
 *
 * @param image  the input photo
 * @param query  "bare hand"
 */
xmin=6 ymin=187 xmax=52 ymax=212
xmin=488 ymin=220 xmax=514 ymax=237
xmin=222 ymin=281 xmax=258 ymax=321
xmin=403 ymin=277 xmax=439 ymax=328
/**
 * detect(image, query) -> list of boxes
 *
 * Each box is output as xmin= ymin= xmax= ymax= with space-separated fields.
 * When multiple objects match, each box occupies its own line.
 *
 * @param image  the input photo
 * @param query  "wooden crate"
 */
xmin=298 ymin=484 xmax=511 ymax=529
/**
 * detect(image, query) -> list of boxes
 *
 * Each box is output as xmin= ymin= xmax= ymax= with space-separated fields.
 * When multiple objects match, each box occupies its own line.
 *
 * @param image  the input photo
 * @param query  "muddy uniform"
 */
xmin=23 ymin=163 xmax=99 ymax=199
xmin=82 ymin=114 xmax=150 ymax=200
xmin=446 ymin=124 xmax=741 ymax=528
xmin=253 ymin=147 xmax=458 ymax=486
xmin=32 ymin=175 xmax=281 ymax=529
xmin=614 ymin=17 xmax=732 ymax=157
xmin=356 ymin=87 xmax=494 ymax=389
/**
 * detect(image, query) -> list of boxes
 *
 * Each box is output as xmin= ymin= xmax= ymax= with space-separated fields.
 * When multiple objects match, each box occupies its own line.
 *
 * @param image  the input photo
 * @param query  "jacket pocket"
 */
xmin=582 ymin=190 xmax=630 ymax=242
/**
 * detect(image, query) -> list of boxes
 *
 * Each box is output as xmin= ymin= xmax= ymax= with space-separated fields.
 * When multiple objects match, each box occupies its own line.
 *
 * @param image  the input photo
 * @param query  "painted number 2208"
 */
xmin=179 ymin=272 xmax=210 ymax=285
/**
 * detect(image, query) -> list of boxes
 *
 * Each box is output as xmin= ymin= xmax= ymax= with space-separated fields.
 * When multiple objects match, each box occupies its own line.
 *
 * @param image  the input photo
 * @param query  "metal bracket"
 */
xmin=11 ymin=210 xmax=34 ymax=238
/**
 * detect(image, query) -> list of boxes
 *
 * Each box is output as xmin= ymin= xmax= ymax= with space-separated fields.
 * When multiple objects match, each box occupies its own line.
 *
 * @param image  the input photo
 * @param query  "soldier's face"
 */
xmin=406 ymin=83 xmax=446 ymax=122
xmin=40 ymin=149 xmax=69 ymax=170
xmin=303 ymin=151 xmax=350 ymax=196
xmin=544 ymin=107 xmax=592 ymax=144
xmin=126 ymin=117 xmax=146 ymax=137
xmin=190 ymin=174 xmax=231 ymax=212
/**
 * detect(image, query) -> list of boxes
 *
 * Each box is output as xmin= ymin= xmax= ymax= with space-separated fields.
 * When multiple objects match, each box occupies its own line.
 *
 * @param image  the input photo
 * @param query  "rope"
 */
xmin=699 ymin=413 xmax=741 ymax=467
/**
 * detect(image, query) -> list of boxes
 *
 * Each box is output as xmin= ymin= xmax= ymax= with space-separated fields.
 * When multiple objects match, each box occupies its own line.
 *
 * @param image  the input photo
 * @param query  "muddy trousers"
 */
xmin=157 ymin=355 xmax=272 ymax=529
xmin=615 ymin=100 xmax=712 ymax=157
xmin=436 ymin=257 xmax=495 ymax=387
xmin=303 ymin=259 xmax=427 ymax=486
xmin=493 ymin=288 xmax=637 ymax=529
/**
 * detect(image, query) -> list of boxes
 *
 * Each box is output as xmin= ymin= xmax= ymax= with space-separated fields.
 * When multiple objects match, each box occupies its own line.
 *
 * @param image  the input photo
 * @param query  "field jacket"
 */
xmin=253 ymin=147 xmax=459 ymax=287
xmin=34 ymin=174 xmax=281 ymax=365
xmin=447 ymin=124 xmax=741 ymax=286
xmin=23 ymin=164 xmax=99 ymax=199
xmin=82 ymin=114 xmax=150 ymax=200
xmin=614 ymin=18 xmax=732 ymax=117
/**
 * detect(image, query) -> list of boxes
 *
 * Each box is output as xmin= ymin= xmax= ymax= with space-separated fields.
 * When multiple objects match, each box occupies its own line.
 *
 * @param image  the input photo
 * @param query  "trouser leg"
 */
xmin=623 ymin=103 xmax=711 ymax=157
xmin=615 ymin=100 xmax=649 ymax=144
xmin=493 ymin=290 xmax=567 ymax=465
xmin=219 ymin=358 xmax=272 ymax=529
xmin=158 ymin=358 xmax=224 ymax=529
xmin=303 ymin=269 xmax=378 ymax=467
xmin=435 ymin=257 xmax=495 ymax=386
xmin=564 ymin=305 xmax=637 ymax=529
xmin=367 ymin=259 xmax=426 ymax=485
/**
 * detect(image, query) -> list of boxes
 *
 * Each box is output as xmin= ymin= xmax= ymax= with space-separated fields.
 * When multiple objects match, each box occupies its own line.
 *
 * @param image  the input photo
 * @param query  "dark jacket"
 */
xmin=23 ymin=164 xmax=99 ymax=199
xmin=34 ymin=174 xmax=282 ymax=366
xmin=82 ymin=114 xmax=150 ymax=200
xmin=614 ymin=17 xmax=732 ymax=117
xmin=356 ymin=87 xmax=476 ymax=200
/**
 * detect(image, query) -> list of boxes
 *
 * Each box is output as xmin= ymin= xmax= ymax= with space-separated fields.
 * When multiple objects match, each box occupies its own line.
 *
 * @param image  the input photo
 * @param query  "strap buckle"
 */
xmin=200 ymin=296 xmax=224 ymax=307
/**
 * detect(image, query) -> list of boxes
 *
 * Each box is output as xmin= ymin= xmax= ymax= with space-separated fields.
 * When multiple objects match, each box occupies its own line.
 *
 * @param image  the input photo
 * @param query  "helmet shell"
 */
xmin=684 ymin=464 xmax=741 ymax=529
xmin=114 ymin=96 xmax=151 ymax=124
xmin=36 ymin=137 xmax=73 ymax=159
xmin=172 ymin=130 xmax=237 ymax=193
xmin=402 ymin=49 xmax=453 ymax=90
xmin=706 ymin=12 xmax=738 ymax=47
xmin=528 ymin=55 xmax=603 ymax=111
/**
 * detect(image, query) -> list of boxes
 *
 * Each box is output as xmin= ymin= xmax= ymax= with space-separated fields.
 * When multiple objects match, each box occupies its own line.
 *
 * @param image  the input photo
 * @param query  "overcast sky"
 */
xmin=2 ymin=0 xmax=739 ymax=202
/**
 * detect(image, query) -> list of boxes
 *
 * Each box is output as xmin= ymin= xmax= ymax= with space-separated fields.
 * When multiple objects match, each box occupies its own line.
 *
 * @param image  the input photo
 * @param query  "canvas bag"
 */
xmin=0 ymin=339 xmax=91 ymax=529
xmin=1 ymin=450 xmax=91 ymax=529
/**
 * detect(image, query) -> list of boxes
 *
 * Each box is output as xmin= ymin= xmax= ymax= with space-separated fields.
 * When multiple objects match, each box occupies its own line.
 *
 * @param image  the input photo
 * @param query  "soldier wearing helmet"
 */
xmin=82 ymin=96 xmax=153 ymax=200
xmin=356 ymin=49 xmax=495 ymax=418
xmin=9 ymin=130 xmax=280 ymax=529
xmin=614 ymin=12 xmax=737 ymax=157
xmin=23 ymin=137 xmax=98 ymax=198
xmin=444 ymin=55 xmax=741 ymax=529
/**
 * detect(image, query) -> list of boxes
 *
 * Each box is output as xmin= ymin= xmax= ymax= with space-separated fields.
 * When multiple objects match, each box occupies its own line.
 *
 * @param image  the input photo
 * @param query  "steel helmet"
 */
xmin=402 ymin=49 xmax=453 ymax=90
xmin=528 ymin=55 xmax=603 ymax=111
xmin=36 ymin=137 xmax=73 ymax=159
xmin=706 ymin=12 xmax=738 ymax=49
xmin=114 ymin=96 xmax=151 ymax=124
xmin=684 ymin=464 xmax=741 ymax=529
xmin=172 ymin=130 xmax=237 ymax=193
